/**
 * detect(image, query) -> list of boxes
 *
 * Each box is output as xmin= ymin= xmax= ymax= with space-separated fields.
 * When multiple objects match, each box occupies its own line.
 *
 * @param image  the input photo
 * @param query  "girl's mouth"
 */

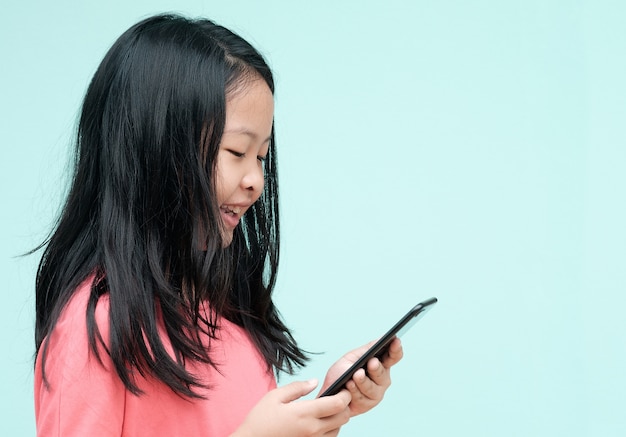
xmin=220 ymin=205 xmax=243 ymax=228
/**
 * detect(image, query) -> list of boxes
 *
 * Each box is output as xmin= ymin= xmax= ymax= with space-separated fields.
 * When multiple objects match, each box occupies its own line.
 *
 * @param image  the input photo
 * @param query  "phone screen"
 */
xmin=319 ymin=297 xmax=437 ymax=397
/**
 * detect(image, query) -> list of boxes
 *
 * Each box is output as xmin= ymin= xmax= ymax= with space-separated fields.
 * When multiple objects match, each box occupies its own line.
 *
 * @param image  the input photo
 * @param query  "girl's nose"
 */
xmin=241 ymin=161 xmax=264 ymax=194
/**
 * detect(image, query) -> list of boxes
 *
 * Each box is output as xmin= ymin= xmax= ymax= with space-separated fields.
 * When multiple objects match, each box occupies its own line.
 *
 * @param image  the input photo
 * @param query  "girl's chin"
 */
xmin=197 ymin=228 xmax=234 ymax=250
xmin=221 ymin=230 xmax=234 ymax=248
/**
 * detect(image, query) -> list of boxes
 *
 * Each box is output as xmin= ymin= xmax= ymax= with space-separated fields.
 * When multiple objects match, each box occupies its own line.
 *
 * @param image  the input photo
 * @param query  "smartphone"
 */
xmin=319 ymin=297 xmax=438 ymax=397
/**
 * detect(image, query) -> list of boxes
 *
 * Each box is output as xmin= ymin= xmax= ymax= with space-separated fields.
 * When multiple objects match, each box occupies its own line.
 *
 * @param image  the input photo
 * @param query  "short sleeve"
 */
xmin=34 ymin=279 xmax=125 ymax=436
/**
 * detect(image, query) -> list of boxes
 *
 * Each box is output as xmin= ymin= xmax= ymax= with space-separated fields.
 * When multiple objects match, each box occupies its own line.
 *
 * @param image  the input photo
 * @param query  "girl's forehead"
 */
xmin=226 ymin=71 xmax=272 ymax=98
xmin=224 ymin=79 xmax=274 ymax=138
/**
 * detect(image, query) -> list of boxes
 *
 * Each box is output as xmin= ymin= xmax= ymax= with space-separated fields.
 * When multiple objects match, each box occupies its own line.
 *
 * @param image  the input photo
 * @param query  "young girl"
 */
xmin=34 ymin=14 xmax=403 ymax=436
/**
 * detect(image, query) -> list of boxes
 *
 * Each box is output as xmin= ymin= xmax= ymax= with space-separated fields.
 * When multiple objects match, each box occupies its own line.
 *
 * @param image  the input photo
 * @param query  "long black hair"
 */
xmin=35 ymin=14 xmax=307 ymax=398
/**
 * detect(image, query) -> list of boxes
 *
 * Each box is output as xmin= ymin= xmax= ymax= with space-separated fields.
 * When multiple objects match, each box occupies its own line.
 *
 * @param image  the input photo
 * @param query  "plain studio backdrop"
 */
xmin=1 ymin=1 xmax=625 ymax=435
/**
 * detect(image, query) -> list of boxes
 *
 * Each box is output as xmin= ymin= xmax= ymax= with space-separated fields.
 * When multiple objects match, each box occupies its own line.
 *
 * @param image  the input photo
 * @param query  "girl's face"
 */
xmin=215 ymin=78 xmax=274 ymax=246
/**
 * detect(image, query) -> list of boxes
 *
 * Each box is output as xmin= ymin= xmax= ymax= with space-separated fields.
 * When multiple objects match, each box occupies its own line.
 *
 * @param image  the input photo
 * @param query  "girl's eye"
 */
xmin=228 ymin=150 xmax=245 ymax=158
xmin=257 ymin=155 xmax=267 ymax=163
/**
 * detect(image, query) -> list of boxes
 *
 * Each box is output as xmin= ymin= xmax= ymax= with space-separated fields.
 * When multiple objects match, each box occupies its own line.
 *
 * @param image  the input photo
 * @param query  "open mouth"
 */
xmin=220 ymin=205 xmax=243 ymax=228
xmin=221 ymin=205 xmax=242 ymax=216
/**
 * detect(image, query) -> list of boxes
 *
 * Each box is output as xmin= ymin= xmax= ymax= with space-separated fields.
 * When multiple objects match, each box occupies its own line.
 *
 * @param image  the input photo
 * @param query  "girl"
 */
xmin=34 ymin=14 xmax=403 ymax=436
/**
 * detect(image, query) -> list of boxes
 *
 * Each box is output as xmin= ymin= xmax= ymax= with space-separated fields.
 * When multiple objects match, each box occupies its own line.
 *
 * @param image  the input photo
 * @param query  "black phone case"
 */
xmin=319 ymin=297 xmax=437 ymax=397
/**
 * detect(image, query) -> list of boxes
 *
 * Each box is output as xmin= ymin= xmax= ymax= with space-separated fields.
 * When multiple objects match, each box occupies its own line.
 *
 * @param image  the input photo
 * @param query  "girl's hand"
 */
xmin=232 ymin=379 xmax=351 ymax=437
xmin=319 ymin=337 xmax=404 ymax=416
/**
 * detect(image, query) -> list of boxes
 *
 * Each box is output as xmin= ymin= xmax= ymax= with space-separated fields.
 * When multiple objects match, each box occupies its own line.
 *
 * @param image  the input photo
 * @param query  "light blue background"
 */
xmin=2 ymin=1 xmax=625 ymax=435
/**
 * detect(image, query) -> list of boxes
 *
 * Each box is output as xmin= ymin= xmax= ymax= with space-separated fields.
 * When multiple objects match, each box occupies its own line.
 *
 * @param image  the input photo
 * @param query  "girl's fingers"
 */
xmin=303 ymin=390 xmax=351 ymax=418
xmin=381 ymin=337 xmax=404 ymax=368
xmin=318 ymin=397 xmax=351 ymax=431
xmin=275 ymin=379 xmax=319 ymax=403
xmin=352 ymin=367 xmax=383 ymax=400
xmin=290 ymin=391 xmax=350 ymax=434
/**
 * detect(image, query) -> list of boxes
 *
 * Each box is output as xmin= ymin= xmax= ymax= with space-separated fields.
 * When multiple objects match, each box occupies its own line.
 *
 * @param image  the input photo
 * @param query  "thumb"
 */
xmin=276 ymin=379 xmax=319 ymax=403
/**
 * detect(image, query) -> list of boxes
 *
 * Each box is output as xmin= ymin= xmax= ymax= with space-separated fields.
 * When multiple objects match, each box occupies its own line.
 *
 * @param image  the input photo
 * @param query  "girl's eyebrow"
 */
xmin=224 ymin=127 xmax=271 ymax=143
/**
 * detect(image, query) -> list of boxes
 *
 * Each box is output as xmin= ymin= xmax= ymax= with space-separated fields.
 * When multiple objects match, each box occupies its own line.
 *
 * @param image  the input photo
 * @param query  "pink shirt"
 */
xmin=34 ymin=278 xmax=277 ymax=436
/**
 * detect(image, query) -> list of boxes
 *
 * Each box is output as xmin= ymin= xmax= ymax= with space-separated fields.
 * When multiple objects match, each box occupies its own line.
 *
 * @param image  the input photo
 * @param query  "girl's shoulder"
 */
xmin=37 ymin=274 xmax=114 ymax=375
xmin=34 ymin=275 xmax=126 ymax=435
xmin=57 ymin=275 xmax=111 ymax=341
